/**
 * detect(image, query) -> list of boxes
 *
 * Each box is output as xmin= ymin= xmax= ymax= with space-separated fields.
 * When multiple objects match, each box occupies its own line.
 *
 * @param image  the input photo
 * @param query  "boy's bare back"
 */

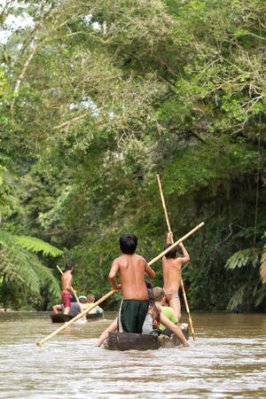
xmin=163 ymin=257 xmax=183 ymax=293
xmin=162 ymin=241 xmax=190 ymax=294
xmin=109 ymin=254 xmax=155 ymax=300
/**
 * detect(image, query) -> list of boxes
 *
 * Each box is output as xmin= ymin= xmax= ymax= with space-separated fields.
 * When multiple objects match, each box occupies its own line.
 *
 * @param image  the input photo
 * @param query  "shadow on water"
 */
xmin=0 ymin=311 xmax=265 ymax=399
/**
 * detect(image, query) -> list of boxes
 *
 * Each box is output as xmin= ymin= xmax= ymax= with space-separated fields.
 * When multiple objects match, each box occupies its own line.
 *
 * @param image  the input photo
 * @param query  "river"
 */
xmin=0 ymin=311 xmax=265 ymax=398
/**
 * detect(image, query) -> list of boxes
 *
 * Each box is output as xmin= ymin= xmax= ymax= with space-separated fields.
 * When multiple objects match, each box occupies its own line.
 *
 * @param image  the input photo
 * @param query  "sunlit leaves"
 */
xmin=15 ymin=235 xmax=63 ymax=257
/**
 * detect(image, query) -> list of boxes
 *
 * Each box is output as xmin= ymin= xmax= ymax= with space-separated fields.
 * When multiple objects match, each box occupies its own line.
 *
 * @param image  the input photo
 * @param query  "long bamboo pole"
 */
xmin=37 ymin=223 xmax=204 ymax=347
xmin=36 ymin=289 xmax=116 ymax=346
xmin=148 ymin=222 xmax=204 ymax=267
xmin=156 ymin=174 xmax=196 ymax=340
xmin=156 ymin=174 xmax=172 ymax=233
xmin=56 ymin=265 xmax=82 ymax=312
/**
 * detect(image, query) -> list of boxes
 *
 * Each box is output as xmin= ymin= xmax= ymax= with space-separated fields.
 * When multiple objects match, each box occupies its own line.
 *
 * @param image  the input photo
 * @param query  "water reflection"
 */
xmin=0 ymin=312 xmax=265 ymax=398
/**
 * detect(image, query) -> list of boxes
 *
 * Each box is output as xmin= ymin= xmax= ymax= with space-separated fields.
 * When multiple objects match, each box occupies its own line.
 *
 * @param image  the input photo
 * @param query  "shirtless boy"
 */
xmin=108 ymin=233 xmax=155 ymax=333
xmin=162 ymin=232 xmax=190 ymax=320
xmin=61 ymin=263 xmax=75 ymax=315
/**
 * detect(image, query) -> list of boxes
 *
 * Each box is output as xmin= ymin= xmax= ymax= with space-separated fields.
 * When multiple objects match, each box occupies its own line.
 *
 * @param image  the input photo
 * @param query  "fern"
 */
xmin=225 ymin=248 xmax=260 ymax=270
xmin=0 ymin=243 xmax=40 ymax=294
xmin=31 ymin=259 xmax=61 ymax=305
xmin=0 ymin=230 xmax=61 ymax=308
xmin=15 ymin=235 xmax=63 ymax=257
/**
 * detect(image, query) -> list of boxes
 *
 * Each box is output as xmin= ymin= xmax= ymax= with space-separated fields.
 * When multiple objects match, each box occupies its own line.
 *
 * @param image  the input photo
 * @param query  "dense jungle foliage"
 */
xmin=0 ymin=0 xmax=265 ymax=312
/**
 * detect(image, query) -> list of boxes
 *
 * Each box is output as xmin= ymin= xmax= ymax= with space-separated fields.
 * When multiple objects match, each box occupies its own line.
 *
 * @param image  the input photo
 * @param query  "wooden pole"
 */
xmin=156 ymin=174 xmax=196 ymax=340
xmin=156 ymin=174 xmax=172 ymax=233
xmin=148 ymin=222 xmax=204 ymax=267
xmin=36 ymin=289 xmax=116 ymax=346
xmin=56 ymin=265 xmax=82 ymax=312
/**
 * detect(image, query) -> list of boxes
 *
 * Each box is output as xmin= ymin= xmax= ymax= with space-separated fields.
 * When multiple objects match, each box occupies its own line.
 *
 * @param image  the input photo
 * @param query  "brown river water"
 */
xmin=0 ymin=311 xmax=265 ymax=399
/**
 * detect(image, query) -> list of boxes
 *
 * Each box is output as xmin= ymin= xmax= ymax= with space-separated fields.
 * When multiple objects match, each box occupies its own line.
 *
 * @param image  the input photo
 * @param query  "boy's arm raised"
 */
xmin=108 ymin=261 xmax=120 ymax=290
xmin=179 ymin=242 xmax=190 ymax=264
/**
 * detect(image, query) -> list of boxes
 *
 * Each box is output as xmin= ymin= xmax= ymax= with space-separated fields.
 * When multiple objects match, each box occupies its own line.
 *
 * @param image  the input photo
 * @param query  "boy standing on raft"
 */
xmin=109 ymin=233 xmax=155 ymax=333
xmin=162 ymin=232 xmax=190 ymax=320
xmin=61 ymin=263 xmax=75 ymax=315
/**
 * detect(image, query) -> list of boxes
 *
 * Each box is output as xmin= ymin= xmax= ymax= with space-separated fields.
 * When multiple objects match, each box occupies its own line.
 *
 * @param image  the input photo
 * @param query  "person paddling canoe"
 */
xmin=108 ymin=233 xmax=155 ymax=333
xmin=162 ymin=232 xmax=190 ymax=320
xmin=61 ymin=263 xmax=76 ymax=315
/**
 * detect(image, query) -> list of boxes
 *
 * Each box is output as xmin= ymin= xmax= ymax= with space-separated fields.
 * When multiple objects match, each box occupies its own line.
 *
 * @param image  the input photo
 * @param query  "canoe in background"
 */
xmin=50 ymin=311 xmax=104 ymax=323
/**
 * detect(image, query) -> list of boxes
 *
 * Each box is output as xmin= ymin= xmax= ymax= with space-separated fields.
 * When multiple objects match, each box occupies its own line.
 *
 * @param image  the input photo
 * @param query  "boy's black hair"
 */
xmin=64 ymin=262 xmax=74 ymax=272
xmin=145 ymin=280 xmax=153 ymax=290
xmin=119 ymin=233 xmax=138 ymax=254
xmin=163 ymin=243 xmax=177 ymax=259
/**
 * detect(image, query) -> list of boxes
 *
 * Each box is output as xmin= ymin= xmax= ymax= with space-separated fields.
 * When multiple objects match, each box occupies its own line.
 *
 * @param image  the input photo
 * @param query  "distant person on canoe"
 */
xmin=52 ymin=295 xmax=80 ymax=317
xmin=108 ymin=232 xmax=155 ymax=333
xmin=86 ymin=294 xmax=104 ymax=315
xmin=162 ymin=232 xmax=190 ymax=320
xmin=78 ymin=295 xmax=89 ymax=312
xmin=61 ymin=263 xmax=76 ymax=315
xmin=76 ymin=294 xmax=103 ymax=314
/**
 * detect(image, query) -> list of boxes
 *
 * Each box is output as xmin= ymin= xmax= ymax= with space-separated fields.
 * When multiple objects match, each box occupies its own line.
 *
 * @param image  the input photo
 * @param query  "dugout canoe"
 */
xmin=50 ymin=311 xmax=104 ymax=323
xmin=104 ymin=323 xmax=189 ymax=351
xmin=50 ymin=313 xmax=75 ymax=323
xmin=86 ymin=312 xmax=104 ymax=321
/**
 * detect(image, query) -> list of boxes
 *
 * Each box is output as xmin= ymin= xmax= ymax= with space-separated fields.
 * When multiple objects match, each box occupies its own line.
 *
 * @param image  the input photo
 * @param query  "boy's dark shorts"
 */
xmin=120 ymin=299 xmax=149 ymax=333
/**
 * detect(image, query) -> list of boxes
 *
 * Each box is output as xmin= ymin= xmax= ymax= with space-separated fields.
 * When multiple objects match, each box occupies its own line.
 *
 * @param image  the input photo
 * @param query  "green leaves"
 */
xmin=162 ymin=138 xmax=259 ymax=196
xmin=0 ymin=165 xmax=6 ymax=187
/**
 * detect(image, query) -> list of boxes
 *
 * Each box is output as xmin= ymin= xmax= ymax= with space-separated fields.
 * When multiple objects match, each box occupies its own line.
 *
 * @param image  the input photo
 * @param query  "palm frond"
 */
xmin=15 ymin=235 xmax=63 ymax=257
xmin=225 ymin=248 xmax=260 ymax=270
xmin=254 ymin=284 xmax=266 ymax=307
xmin=226 ymin=285 xmax=246 ymax=311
